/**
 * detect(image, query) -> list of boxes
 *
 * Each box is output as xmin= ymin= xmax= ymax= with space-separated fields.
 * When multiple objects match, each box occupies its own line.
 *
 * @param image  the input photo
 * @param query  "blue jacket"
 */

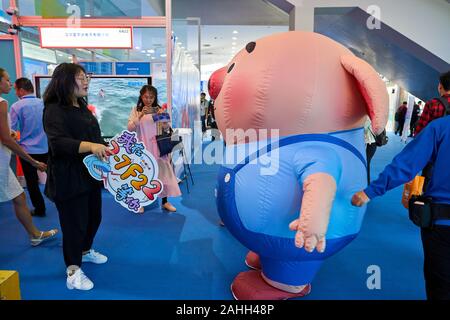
xmin=365 ymin=116 xmax=450 ymax=226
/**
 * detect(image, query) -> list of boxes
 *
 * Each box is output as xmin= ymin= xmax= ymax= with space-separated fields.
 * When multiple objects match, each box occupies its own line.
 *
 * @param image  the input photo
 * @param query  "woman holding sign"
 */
xmin=128 ymin=85 xmax=181 ymax=213
xmin=43 ymin=63 xmax=111 ymax=291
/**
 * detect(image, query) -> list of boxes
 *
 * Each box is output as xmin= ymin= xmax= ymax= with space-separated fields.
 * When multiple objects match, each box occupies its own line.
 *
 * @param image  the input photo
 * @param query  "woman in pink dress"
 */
xmin=127 ymin=85 xmax=181 ymax=212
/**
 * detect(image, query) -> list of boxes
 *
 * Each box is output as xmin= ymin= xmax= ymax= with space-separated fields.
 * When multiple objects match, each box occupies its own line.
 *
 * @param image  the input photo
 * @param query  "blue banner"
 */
xmin=116 ymin=62 xmax=151 ymax=75
xmin=80 ymin=62 xmax=113 ymax=75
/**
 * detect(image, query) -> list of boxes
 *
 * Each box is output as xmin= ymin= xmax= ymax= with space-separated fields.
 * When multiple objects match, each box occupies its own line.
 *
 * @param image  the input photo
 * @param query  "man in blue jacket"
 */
xmin=352 ymin=114 xmax=450 ymax=300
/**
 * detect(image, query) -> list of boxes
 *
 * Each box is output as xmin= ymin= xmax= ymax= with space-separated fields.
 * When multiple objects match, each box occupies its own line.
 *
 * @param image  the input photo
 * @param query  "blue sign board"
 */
xmin=115 ymin=62 xmax=151 ymax=75
xmin=23 ymin=58 xmax=48 ymax=80
xmin=80 ymin=62 xmax=113 ymax=75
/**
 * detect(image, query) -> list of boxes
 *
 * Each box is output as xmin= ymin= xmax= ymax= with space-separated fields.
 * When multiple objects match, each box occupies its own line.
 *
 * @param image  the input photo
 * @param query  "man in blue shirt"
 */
xmin=352 ymin=114 xmax=450 ymax=300
xmin=10 ymin=78 xmax=48 ymax=217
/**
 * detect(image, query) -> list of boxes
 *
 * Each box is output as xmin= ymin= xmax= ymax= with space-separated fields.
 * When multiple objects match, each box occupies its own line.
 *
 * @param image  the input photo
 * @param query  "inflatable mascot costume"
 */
xmin=208 ymin=31 xmax=389 ymax=300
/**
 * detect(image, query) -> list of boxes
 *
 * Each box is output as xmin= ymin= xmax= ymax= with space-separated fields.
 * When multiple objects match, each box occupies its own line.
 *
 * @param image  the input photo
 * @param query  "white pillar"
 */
xmin=287 ymin=0 xmax=314 ymax=31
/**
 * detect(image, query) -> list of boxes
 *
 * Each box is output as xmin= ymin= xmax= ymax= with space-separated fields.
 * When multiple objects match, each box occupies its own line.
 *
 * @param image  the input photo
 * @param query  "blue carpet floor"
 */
xmin=0 ymin=134 xmax=426 ymax=300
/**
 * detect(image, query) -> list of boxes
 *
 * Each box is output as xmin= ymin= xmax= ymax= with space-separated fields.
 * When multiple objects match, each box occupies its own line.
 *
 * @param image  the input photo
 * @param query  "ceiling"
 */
xmin=314 ymin=6 xmax=450 ymax=101
xmin=171 ymin=0 xmax=290 ymax=79
xmin=5 ymin=0 xmax=449 ymax=99
xmin=10 ymin=0 xmax=290 ymax=79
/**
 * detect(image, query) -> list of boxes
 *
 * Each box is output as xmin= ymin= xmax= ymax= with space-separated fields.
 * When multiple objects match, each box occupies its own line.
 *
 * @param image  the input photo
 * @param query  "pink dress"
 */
xmin=128 ymin=107 xmax=181 ymax=198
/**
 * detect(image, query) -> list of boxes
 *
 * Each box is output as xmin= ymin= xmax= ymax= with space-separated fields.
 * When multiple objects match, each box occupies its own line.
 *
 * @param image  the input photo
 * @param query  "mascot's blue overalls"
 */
xmin=217 ymin=128 xmax=368 ymax=285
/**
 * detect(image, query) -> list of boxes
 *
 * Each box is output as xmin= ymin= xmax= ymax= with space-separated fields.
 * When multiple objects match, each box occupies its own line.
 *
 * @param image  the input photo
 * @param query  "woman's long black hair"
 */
xmin=43 ymin=63 xmax=87 ymax=107
xmin=136 ymin=85 xmax=159 ymax=112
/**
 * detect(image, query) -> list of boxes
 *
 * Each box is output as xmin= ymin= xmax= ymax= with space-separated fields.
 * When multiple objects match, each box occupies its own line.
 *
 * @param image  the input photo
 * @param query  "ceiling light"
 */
xmin=232 ymin=37 xmax=237 ymax=40
xmin=135 ymin=46 xmax=140 ymax=50
xmin=146 ymin=54 xmax=151 ymax=56
xmin=233 ymin=30 xmax=238 ymax=34
xmin=148 ymin=49 xmax=155 ymax=53
xmin=160 ymin=53 xmax=167 ymax=57
xmin=84 ymin=14 xmax=91 ymax=17
xmin=151 ymin=57 xmax=155 ymax=60
xmin=141 ymin=50 xmax=146 ymax=53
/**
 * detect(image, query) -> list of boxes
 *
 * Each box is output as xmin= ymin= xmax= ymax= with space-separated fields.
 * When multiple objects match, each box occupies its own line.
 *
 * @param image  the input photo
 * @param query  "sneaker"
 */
xmin=66 ymin=268 xmax=94 ymax=291
xmin=82 ymin=249 xmax=108 ymax=264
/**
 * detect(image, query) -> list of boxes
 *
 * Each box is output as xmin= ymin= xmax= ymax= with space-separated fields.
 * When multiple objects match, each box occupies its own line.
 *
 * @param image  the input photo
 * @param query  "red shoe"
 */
xmin=231 ymin=270 xmax=311 ymax=300
xmin=245 ymin=251 xmax=261 ymax=270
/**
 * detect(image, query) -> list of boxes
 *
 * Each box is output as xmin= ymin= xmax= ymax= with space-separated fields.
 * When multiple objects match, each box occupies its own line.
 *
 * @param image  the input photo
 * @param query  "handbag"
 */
xmin=374 ymin=129 xmax=388 ymax=147
xmin=408 ymin=195 xmax=433 ymax=228
xmin=156 ymin=128 xmax=182 ymax=156
xmin=404 ymin=175 xmax=434 ymax=228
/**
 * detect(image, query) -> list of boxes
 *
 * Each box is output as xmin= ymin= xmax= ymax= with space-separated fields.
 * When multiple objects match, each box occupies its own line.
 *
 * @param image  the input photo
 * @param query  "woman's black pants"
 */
xmin=55 ymin=186 xmax=102 ymax=267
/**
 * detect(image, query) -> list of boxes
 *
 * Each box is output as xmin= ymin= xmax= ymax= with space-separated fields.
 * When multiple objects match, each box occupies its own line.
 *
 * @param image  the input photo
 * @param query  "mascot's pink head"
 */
xmin=208 ymin=31 xmax=389 ymax=144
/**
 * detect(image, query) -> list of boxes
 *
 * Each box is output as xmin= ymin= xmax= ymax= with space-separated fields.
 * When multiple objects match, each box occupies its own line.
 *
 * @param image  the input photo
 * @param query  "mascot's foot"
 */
xmin=231 ymin=270 xmax=311 ymax=300
xmin=245 ymin=251 xmax=261 ymax=270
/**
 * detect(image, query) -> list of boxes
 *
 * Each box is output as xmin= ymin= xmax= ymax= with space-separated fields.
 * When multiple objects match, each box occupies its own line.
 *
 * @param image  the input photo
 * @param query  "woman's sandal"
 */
xmin=162 ymin=202 xmax=177 ymax=212
xmin=30 ymin=229 xmax=58 ymax=247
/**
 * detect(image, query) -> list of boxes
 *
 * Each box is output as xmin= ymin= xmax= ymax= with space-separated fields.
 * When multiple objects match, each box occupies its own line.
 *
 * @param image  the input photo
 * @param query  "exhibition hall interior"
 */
xmin=0 ymin=0 xmax=449 ymax=300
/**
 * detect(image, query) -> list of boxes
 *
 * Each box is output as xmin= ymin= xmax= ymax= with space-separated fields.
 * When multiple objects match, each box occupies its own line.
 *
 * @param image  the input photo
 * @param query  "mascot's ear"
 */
xmin=341 ymin=55 xmax=389 ymax=134
xmin=208 ymin=66 xmax=227 ymax=100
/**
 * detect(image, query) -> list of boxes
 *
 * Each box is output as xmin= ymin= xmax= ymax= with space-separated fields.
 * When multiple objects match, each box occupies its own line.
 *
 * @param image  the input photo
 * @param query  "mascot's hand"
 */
xmin=289 ymin=173 xmax=337 ymax=253
xmin=289 ymin=219 xmax=327 ymax=253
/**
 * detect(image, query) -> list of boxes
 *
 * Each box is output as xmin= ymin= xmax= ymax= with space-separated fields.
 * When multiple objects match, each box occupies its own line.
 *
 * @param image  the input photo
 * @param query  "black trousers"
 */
xmin=55 ymin=186 xmax=102 ymax=267
xmin=397 ymin=120 xmax=405 ymax=135
xmin=20 ymin=153 xmax=48 ymax=215
xmin=366 ymin=143 xmax=377 ymax=184
xmin=201 ymin=116 xmax=206 ymax=133
xmin=421 ymin=225 xmax=450 ymax=300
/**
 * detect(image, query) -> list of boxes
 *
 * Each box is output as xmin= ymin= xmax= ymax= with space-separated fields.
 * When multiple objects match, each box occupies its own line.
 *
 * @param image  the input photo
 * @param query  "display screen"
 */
xmin=36 ymin=76 xmax=152 ymax=137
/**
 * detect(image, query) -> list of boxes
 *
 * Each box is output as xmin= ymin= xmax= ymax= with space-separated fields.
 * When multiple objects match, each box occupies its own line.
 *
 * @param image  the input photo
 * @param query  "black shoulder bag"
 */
xmin=156 ymin=128 xmax=182 ymax=157
xmin=408 ymin=195 xmax=433 ymax=228
xmin=369 ymin=127 xmax=388 ymax=147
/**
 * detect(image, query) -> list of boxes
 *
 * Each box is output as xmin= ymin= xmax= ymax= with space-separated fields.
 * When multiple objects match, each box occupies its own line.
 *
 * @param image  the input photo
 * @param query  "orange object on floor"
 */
xmin=0 ymin=271 xmax=22 ymax=300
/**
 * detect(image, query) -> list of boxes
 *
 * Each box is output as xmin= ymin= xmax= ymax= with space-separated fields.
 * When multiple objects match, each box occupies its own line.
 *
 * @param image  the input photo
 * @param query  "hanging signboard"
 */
xmin=40 ymin=27 xmax=133 ymax=49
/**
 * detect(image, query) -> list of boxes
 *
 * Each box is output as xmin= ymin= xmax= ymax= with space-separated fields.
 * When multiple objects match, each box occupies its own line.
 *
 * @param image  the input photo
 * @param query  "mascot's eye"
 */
xmin=227 ymin=63 xmax=235 ymax=74
xmin=246 ymin=42 xmax=256 ymax=53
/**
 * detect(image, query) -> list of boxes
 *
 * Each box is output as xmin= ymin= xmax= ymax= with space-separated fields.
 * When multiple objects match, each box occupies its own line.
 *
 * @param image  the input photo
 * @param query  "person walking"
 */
xmin=10 ymin=77 xmax=48 ymax=217
xmin=0 ymin=67 xmax=57 ymax=246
